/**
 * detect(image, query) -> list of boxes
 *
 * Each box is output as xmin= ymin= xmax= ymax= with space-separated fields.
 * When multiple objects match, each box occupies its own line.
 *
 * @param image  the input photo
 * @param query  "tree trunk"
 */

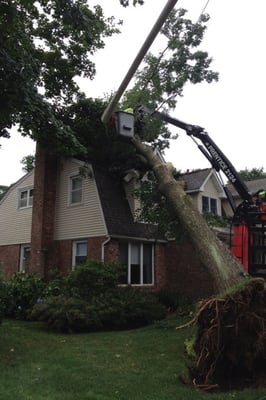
xmin=132 ymin=136 xmax=246 ymax=293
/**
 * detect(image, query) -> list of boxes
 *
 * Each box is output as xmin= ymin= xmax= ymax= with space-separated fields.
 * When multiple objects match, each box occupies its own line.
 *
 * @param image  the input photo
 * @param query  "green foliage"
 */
xmin=122 ymin=8 xmax=218 ymax=148
xmin=119 ymin=0 xmax=144 ymax=6
xmin=0 ymin=0 xmax=119 ymax=152
xmin=30 ymin=295 xmax=101 ymax=333
xmin=20 ymin=154 xmax=35 ymax=173
xmin=31 ymin=287 xmax=166 ymax=333
xmin=0 ymin=276 xmax=8 ymax=323
xmin=62 ymin=97 xmax=143 ymax=173
xmin=184 ymin=335 xmax=196 ymax=359
xmin=42 ymin=271 xmax=68 ymax=297
xmin=238 ymin=167 xmax=266 ymax=181
xmin=203 ymin=212 xmax=228 ymax=227
xmin=135 ymin=176 xmax=188 ymax=242
xmin=4 ymin=273 xmax=46 ymax=319
xmin=67 ymin=260 xmax=121 ymax=301
xmin=156 ymin=287 xmax=193 ymax=313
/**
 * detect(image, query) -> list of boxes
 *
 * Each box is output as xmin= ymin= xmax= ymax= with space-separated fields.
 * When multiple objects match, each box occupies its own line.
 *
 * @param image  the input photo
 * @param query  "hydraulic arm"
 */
xmin=136 ymin=106 xmax=253 ymax=211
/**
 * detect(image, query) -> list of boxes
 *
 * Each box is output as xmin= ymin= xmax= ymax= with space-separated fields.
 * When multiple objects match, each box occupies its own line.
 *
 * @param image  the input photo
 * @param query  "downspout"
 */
xmin=101 ymin=236 xmax=111 ymax=262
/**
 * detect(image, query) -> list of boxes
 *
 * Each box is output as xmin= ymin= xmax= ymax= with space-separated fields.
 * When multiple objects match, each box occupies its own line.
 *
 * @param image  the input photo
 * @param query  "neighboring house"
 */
xmin=0 ymin=148 xmax=224 ymax=298
xmin=223 ymin=177 xmax=266 ymax=217
xmin=0 ymin=185 xmax=9 ymax=200
xmin=181 ymin=168 xmax=225 ymax=216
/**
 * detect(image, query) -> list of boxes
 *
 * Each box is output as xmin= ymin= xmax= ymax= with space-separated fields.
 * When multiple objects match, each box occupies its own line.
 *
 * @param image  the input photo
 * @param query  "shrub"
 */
xmin=67 ymin=260 xmax=121 ymax=301
xmin=31 ymin=295 xmax=102 ymax=333
xmin=156 ymin=287 xmax=194 ymax=313
xmin=42 ymin=271 xmax=68 ymax=298
xmin=0 ymin=276 xmax=8 ymax=323
xmin=31 ymin=287 xmax=167 ymax=333
xmin=5 ymin=273 xmax=46 ymax=319
xmin=91 ymin=287 xmax=167 ymax=329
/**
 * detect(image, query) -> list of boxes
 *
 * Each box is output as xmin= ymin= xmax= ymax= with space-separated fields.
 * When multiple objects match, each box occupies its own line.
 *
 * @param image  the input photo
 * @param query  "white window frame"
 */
xmin=19 ymin=244 xmax=30 ymax=272
xmin=120 ymin=242 xmax=154 ymax=286
xmin=202 ymin=195 xmax=217 ymax=215
xmin=18 ymin=187 xmax=33 ymax=209
xmin=69 ymin=175 xmax=83 ymax=205
xmin=72 ymin=240 xmax=87 ymax=269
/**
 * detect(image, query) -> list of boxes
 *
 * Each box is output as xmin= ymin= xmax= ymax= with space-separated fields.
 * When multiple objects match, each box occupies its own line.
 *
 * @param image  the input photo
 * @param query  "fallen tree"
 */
xmin=132 ymin=135 xmax=246 ymax=294
xmin=179 ymin=278 xmax=266 ymax=390
xmin=131 ymin=136 xmax=266 ymax=390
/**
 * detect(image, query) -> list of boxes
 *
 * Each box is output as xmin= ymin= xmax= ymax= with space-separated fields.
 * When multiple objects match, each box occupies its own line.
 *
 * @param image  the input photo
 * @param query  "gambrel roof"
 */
xmin=94 ymin=167 xmax=162 ymax=241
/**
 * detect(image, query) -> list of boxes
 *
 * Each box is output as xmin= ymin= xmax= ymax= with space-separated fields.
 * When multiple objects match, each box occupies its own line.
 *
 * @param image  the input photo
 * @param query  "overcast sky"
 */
xmin=1 ymin=0 xmax=266 ymax=185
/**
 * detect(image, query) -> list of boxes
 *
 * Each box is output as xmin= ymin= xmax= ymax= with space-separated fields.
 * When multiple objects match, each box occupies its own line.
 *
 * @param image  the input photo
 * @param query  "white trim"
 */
xmin=69 ymin=175 xmax=83 ymax=206
xmin=72 ymin=239 xmax=87 ymax=269
xmin=124 ymin=241 xmax=154 ymax=286
xmin=19 ymin=244 xmax=30 ymax=272
xmin=18 ymin=186 xmax=33 ymax=209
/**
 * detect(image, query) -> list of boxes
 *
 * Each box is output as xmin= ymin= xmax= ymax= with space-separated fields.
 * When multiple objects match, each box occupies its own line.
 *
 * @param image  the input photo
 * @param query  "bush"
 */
xmin=156 ymin=287 xmax=193 ymax=313
xmin=67 ymin=260 xmax=121 ymax=301
xmin=42 ymin=271 xmax=68 ymax=298
xmin=31 ymin=295 xmax=102 ymax=333
xmin=31 ymin=287 xmax=167 ymax=333
xmin=91 ymin=287 xmax=167 ymax=329
xmin=0 ymin=276 xmax=8 ymax=323
xmin=5 ymin=273 xmax=46 ymax=319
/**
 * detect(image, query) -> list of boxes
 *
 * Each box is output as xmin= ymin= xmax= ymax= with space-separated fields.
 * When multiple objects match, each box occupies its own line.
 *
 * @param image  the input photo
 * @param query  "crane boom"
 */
xmin=137 ymin=106 xmax=252 ymax=205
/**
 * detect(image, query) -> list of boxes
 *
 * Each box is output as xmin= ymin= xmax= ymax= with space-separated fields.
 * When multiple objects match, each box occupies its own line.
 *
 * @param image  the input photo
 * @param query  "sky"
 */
xmin=1 ymin=0 xmax=266 ymax=186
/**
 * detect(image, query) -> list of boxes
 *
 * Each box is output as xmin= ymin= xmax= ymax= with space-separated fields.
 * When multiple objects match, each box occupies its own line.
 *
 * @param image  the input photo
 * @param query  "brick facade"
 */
xmin=163 ymin=241 xmax=216 ymax=298
xmin=0 ymin=244 xmax=20 ymax=276
xmin=30 ymin=144 xmax=58 ymax=277
xmin=1 ymin=147 xmax=216 ymax=299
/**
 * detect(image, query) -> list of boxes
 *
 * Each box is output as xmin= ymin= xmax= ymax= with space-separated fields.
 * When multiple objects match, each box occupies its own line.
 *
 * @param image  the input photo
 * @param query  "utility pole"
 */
xmin=101 ymin=0 xmax=178 ymax=124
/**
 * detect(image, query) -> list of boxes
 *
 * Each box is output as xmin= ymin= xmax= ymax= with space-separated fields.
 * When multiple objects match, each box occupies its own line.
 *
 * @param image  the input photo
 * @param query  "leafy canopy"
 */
xmin=0 ymin=0 xmax=120 ymax=152
xmin=238 ymin=167 xmax=266 ymax=181
xmin=121 ymin=9 xmax=218 ymax=150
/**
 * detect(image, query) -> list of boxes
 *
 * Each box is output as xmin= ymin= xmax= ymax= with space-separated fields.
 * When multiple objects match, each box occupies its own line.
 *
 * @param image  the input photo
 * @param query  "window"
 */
xmin=210 ymin=198 xmax=217 ymax=214
xmin=19 ymin=244 xmax=30 ymax=272
xmin=202 ymin=196 xmax=217 ymax=214
xmin=72 ymin=240 xmax=87 ymax=268
xmin=119 ymin=242 xmax=154 ymax=285
xmin=70 ymin=176 xmax=82 ymax=204
xmin=18 ymin=188 xmax=33 ymax=208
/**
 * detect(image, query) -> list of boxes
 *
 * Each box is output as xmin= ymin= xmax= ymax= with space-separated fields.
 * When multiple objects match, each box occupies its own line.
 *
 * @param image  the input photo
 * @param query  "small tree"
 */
xmin=238 ymin=167 xmax=266 ymax=181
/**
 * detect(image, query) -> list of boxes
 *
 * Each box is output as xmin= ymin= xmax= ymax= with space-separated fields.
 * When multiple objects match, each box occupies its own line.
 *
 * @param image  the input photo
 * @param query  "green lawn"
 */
xmin=1 ymin=318 xmax=266 ymax=400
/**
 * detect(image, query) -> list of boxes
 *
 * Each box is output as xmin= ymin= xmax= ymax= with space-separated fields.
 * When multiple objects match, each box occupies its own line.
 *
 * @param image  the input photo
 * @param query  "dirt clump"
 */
xmin=187 ymin=278 xmax=266 ymax=390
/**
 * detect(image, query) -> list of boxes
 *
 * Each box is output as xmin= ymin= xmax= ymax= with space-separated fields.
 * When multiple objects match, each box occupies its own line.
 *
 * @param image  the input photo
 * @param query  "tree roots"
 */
xmin=183 ymin=278 xmax=266 ymax=390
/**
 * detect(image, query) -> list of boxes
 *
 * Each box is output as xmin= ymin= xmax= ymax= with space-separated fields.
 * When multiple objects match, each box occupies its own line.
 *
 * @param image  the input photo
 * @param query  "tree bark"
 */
xmin=132 ymin=136 xmax=246 ymax=293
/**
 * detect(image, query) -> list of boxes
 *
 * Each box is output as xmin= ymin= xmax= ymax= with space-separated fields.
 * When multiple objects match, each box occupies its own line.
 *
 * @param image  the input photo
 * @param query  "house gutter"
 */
xmin=109 ymin=234 xmax=167 ymax=244
xmin=101 ymin=236 xmax=111 ymax=262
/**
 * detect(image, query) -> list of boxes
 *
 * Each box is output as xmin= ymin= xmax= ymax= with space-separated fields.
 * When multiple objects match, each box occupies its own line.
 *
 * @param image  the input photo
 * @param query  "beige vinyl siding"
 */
xmin=54 ymin=159 xmax=107 ymax=240
xmin=197 ymin=176 xmax=223 ymax=216
xmin=0 ymin=172 xmax=34 ymax=245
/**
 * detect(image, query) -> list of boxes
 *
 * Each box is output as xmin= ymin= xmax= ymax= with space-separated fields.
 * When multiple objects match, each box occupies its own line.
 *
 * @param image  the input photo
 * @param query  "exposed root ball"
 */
xmin=190 ymin=278 xmax=266 ymax=390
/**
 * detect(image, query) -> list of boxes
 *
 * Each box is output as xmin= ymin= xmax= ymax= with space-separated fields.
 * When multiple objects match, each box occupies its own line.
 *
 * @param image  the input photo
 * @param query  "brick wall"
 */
xmin=164 ymin=241 xmax=216 ymax=299
xmin=30 ymin=144 xmax=58 ymax=276
xmin=0 ymin=244 xmax=20 ymax=276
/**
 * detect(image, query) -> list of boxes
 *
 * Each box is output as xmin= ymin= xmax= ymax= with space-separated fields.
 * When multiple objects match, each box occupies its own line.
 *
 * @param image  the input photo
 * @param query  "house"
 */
xmin=0 ymin=147 xmax=225 ymax=298
xmin=223 ymin=177 xmax=266 ymax=217
xmin=181 ymin=168 xmax=225 ymax=216
xmin=0 ymin=185 xmax=8 ymax=200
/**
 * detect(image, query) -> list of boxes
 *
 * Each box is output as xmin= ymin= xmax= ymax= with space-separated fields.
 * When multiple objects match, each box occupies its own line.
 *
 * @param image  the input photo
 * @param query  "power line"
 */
xmin=197 ymin=0 xmax=211 ymax=22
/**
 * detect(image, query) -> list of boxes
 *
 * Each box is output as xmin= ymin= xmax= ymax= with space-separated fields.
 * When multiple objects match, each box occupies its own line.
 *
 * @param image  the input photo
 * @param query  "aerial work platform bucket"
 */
xmin=115 ymin=111 xmax=134 ymax=138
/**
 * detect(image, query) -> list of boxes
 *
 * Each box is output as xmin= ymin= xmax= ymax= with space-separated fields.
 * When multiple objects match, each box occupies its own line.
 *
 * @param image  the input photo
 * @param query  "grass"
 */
xmin=1 ymin=318 xmax=266 ymax=400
